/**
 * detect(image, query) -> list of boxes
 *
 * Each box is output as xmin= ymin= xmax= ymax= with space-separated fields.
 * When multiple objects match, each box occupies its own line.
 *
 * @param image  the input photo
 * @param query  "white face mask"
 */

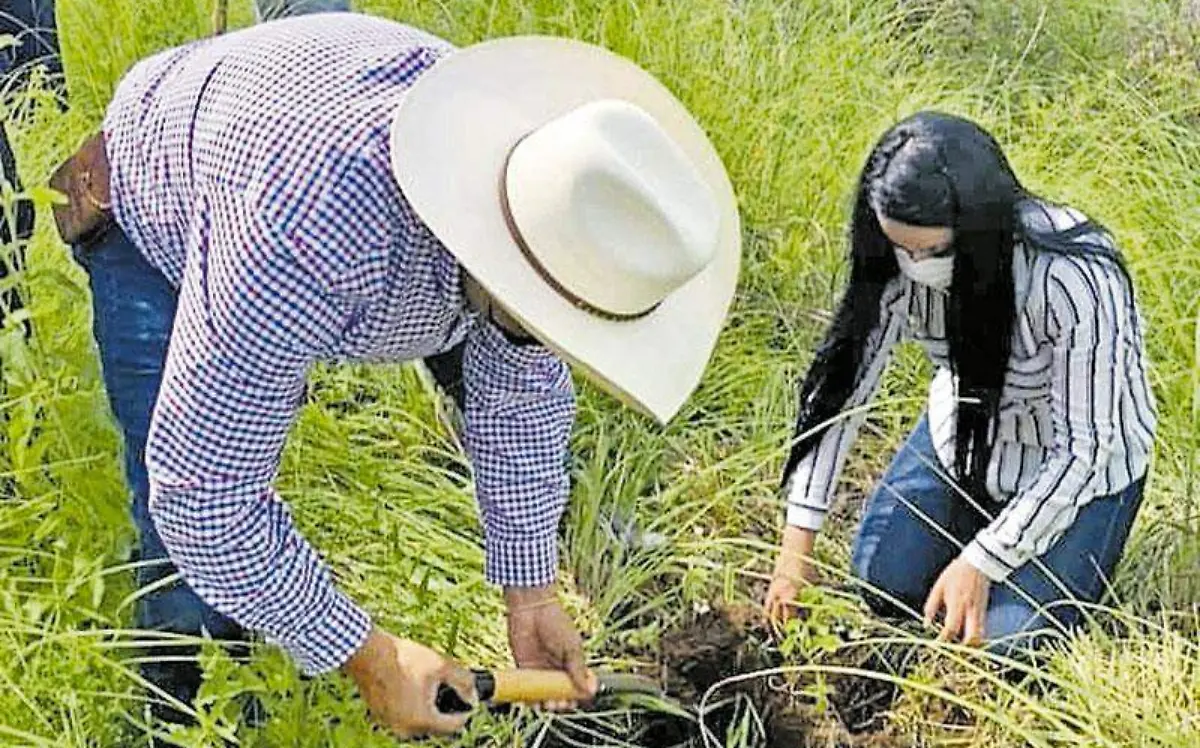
xmin=894 ymin=247 xmax=954 ymax=290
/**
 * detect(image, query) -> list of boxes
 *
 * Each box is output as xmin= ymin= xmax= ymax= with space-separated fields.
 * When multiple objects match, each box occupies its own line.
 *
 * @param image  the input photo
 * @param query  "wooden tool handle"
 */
xmin=490 ymin=669 xmax=588 ymax=703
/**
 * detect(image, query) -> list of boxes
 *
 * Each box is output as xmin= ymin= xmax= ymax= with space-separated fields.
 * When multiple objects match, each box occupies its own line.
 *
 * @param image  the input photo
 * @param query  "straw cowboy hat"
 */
xmin=389 ymin=36 xmax=741 ymax=424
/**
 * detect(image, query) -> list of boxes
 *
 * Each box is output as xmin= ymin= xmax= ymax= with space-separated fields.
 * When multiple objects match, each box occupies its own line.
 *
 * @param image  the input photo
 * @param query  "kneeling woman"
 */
xmin=765 ymin=112 xmax=1156 ymax=653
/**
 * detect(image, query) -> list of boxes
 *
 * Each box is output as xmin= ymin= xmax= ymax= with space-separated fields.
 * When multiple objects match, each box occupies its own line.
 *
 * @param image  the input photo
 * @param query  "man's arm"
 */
xmin=459 ymin=319 xmax=594 ymax=699
xmin=461 ymin=320 xmax=575 ymax=588
xmin=146 ymin=189 xmax=372 ymax=674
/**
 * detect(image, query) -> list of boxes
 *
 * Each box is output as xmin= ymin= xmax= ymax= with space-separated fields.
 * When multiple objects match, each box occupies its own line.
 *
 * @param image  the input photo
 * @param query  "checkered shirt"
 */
xmin=102 ymin=14 xmax=575 ymax=675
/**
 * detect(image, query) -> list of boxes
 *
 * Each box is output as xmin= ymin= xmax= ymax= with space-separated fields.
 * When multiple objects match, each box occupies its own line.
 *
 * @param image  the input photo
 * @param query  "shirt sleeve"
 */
xmin=146 ymin=187 xmax=371 ymax=676
xmin=963 ymin=258 xmax=1129 ymax=582
xmin=784 ymin=282 xmax=907 ymax=530
xmin=460 ymin=320 xmax=576 ymax=588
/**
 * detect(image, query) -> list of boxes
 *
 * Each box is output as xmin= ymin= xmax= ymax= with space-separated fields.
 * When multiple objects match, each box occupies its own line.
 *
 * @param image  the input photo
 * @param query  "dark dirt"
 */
xmin=534 ymin=606 xmax=902 ymax=747
xmin=659 ymin=606 xmax=786 ymax=744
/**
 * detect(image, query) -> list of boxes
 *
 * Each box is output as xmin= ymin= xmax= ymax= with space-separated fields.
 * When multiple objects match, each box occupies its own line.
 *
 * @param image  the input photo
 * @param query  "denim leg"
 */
xmin=985 ymin=476 xmax=1146 ymax=656
xmin=254 ymin=0 xmax=351 ymax=21
xmin=76 ymin=225 xmax=244 ymax=725
xmin=851 ymin=416 xmax=983 ymax=617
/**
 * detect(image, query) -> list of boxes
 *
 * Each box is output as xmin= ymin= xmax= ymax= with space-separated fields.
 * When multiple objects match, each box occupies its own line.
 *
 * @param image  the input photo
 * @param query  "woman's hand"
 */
xmin=923 ymin=556 xmax=991 ymax=645
xmin=763 ymin=526 xmax=818 ymax=626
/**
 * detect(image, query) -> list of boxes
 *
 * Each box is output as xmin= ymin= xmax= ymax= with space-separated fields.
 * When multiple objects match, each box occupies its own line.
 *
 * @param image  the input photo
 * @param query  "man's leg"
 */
xmin=73 ymin=225 xmax=245 ymax=731
xmin=253 ymin=0 xmax=351 ymax=21
xmin=850 ymin=416 xmax=983 ymax=618
xmin=985 ymin=476 xmax=1147 ymax=658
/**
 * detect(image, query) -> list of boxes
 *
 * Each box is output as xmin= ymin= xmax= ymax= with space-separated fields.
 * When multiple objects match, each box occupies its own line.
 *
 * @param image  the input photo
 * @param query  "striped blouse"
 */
xmin=785 ymin=200 xmax=1157 ymax=582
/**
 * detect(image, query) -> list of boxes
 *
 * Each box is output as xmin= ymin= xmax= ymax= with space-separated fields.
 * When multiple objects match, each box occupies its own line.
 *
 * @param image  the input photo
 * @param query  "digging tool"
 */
xmin=436 ymin=669 xmax=663 ymax=713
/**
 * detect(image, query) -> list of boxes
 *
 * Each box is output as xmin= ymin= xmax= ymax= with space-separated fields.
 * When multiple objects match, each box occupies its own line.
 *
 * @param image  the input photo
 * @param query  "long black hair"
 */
xmin=780 ymin=111 xmax=1125 ymax=498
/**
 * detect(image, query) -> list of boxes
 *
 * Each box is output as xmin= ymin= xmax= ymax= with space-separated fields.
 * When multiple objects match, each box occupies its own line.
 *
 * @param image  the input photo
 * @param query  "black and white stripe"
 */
xmin=785 ymin=201 xmax=1157 ymax=581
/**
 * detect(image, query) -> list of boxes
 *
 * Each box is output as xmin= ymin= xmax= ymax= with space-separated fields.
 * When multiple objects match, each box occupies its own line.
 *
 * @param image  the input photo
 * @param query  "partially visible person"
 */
xmin=0 ymin=0 xmax=64 ymax=98
xmin=254 ymin=0 xmax=350 ymax=21
xmin=0 ymin=0 xmax=61 ymax=340
xmin=764 ymin=111 xmax=1156 ymax=659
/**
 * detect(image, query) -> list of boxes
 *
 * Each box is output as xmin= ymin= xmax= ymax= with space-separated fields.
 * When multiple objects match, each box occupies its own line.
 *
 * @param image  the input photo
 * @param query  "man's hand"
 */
xmin=763 ymin=526 xmax=817 ymax=627
xmin=924 ymin=556 xmax=991 ymax=645
xmin=342 ymin=627 xmax=477 ymax=738
xmin=505 ymin=585 xmax=597 ymax=711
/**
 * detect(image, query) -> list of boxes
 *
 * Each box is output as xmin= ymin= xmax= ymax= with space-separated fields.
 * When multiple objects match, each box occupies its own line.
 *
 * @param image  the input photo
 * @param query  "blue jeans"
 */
xmin=851 ymin=416 xmax=1145 ymax=655
xmin=73 ymin=226 xmax=245 ymax=725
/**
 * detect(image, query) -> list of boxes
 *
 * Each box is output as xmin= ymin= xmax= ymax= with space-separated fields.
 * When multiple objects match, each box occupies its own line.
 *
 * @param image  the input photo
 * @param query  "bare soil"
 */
xmin=536 ymin=606 xmax=903 ymax=747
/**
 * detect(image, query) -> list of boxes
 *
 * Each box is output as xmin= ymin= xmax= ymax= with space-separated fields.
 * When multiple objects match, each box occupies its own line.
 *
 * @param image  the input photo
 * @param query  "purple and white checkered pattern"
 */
xmin=103 ymin=14 xmax=576 ymax=675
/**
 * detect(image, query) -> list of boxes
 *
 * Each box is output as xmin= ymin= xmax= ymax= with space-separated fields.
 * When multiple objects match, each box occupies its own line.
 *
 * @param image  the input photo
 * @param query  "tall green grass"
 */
xmin=1 ymin=0 xmax=1197 ymax=745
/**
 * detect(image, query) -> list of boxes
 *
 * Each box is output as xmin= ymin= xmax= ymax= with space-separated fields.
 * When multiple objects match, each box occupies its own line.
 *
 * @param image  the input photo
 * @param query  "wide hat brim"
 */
xmin=389 ymin=36 xmax=741 ymax=424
